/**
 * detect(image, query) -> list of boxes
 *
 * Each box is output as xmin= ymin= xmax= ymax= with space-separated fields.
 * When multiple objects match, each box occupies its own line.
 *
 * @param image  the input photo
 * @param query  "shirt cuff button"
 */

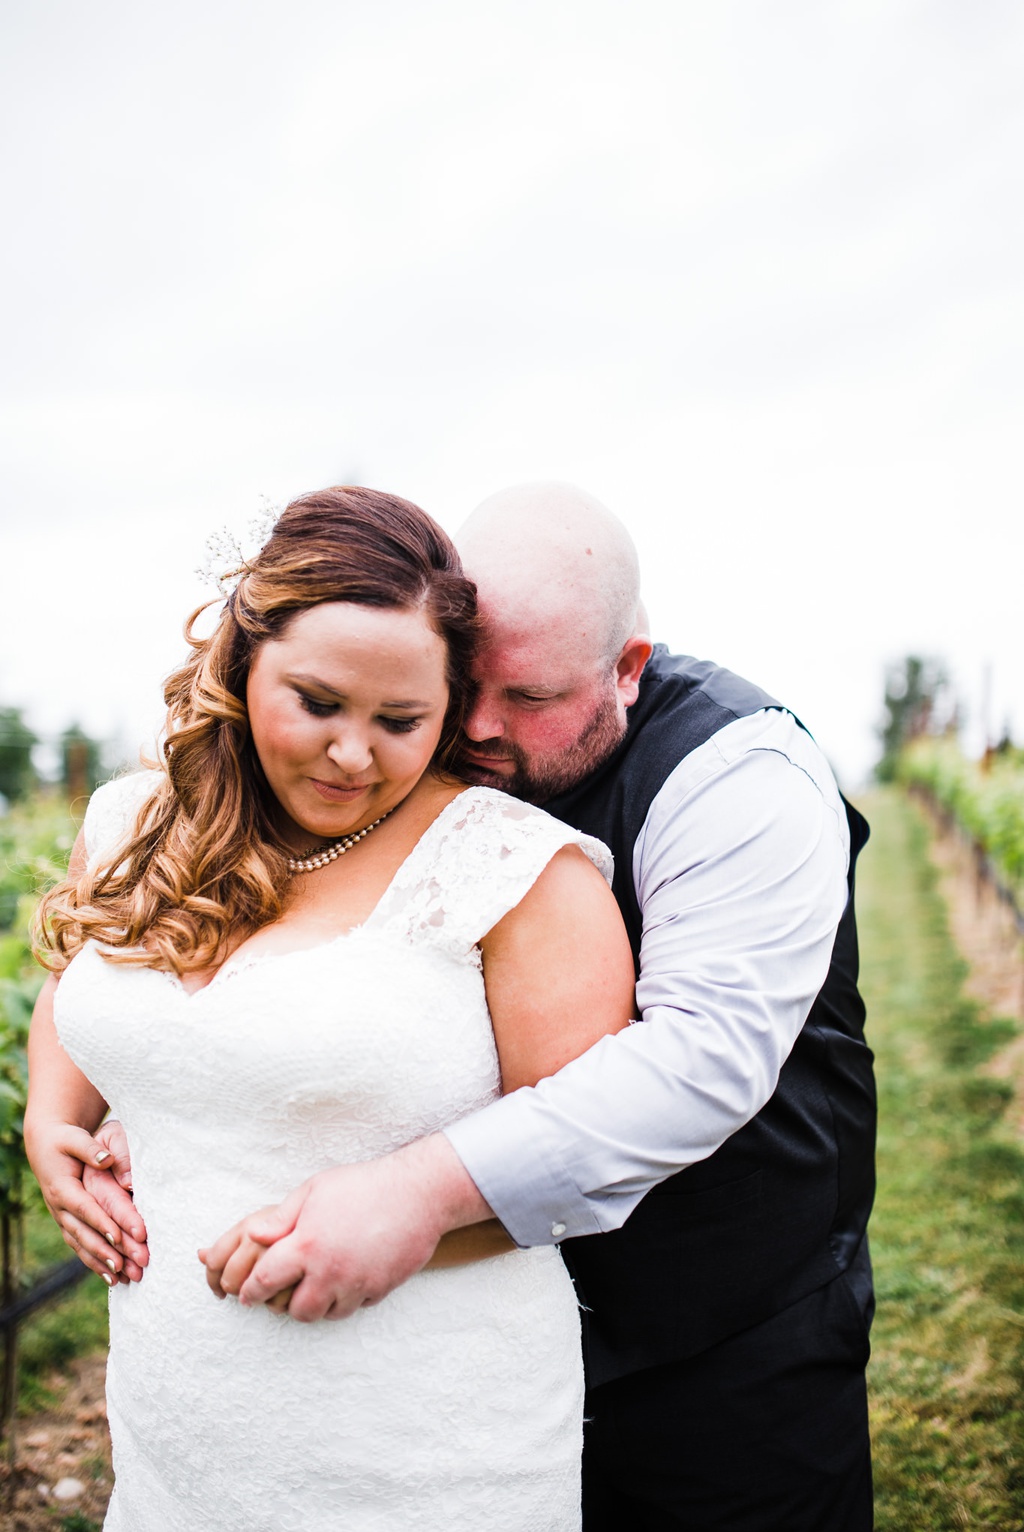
xmin=551 ymin=1222 xmax=567 ymax=1238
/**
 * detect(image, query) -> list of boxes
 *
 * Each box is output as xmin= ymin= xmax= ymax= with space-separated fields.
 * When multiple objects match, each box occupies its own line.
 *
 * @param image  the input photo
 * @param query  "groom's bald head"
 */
xmin=457 ymin=481 xmax=642 ymax=669
xmin=455 ymin=482 xmax=651 ymax=801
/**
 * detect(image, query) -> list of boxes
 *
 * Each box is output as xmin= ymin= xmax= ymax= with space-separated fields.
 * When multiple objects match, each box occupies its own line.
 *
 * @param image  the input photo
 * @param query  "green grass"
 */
xmin=859 ymin=789 xmax=1024 ymax=1530
xmin=14 ymin=1197 xmax=109 ymax=1413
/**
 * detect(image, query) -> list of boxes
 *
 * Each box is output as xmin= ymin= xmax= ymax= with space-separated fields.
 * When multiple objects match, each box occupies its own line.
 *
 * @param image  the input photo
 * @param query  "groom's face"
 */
xmin=461 ymin=614 xmax=626 ymax=803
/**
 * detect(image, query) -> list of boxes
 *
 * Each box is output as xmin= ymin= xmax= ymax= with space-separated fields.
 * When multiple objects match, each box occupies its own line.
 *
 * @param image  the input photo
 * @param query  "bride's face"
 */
xmin=246 ymin=600 xmax=450 ymax=848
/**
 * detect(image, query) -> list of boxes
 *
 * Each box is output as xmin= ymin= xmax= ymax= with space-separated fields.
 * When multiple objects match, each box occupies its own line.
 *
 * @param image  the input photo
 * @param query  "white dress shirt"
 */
xmin=443 ymin=709 xmax=851 ymax=1247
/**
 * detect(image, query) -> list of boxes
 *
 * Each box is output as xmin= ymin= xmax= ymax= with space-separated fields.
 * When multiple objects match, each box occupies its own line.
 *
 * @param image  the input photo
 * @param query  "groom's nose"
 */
xmin=464 ymin=691 xmax=505 ymax=743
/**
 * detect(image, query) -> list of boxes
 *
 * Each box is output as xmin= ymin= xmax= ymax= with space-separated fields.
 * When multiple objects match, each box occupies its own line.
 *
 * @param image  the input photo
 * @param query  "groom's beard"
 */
xmin=460 ymin=692 xmax=625 ymax=804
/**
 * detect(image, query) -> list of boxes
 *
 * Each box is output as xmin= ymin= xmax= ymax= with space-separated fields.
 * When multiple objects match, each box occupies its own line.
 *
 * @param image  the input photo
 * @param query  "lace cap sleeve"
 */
xmin=82 ymin=772 xmax=161 ymax=869
xmin=373 ymin=786 xmax=614 ymax=963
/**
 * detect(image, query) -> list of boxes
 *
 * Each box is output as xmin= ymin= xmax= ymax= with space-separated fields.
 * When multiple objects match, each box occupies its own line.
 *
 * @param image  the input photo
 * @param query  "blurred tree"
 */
xmin=0 ymin=708 xmax=38 ymax=805
xmin=876 ymin=655 xmax=948 ymax=782
xmin=60 ymin=722 xmax=103 ymax=802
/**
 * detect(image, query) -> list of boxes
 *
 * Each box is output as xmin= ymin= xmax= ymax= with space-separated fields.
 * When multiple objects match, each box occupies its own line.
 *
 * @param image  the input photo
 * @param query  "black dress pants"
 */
xmin=581 ymin=1273 xmax=873 ymax=1531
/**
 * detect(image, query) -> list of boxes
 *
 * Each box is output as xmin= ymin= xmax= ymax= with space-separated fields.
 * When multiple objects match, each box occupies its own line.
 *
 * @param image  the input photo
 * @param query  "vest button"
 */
xmin=551 ymin=1222 xmax=567 ymax=1238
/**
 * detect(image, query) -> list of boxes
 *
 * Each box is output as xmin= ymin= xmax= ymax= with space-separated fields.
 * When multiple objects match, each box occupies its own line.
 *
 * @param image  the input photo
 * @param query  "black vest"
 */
xmin=544 ymin=649 xmax=875 ymax=1387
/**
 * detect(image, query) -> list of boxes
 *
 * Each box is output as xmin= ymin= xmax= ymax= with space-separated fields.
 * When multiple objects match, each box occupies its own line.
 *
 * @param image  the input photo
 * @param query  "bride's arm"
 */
xmin=423 ymin=844 xmax=634 ymax=1268
xmin=24 ymin=975 xmax=137 ymax=1282
xmin=480 ymin=843 xmax=635 ymax=1091
xmin=25 ymin=831 xmax=149 ymax=1283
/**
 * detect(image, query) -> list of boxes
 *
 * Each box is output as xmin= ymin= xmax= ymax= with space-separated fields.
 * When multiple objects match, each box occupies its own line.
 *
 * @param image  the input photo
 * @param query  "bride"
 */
xmin=25 ymin=486 xmax=635 ymax=1531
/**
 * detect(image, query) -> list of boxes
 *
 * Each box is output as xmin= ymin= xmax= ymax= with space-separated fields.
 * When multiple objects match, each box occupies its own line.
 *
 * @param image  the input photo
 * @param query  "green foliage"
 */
xmin=876 ymin=655 xmax=949 ymax=783
xmin=0 ymin=796 xmax=75 ymax=1222
xmin=0 ymin=705 xmax=39 ymax=804
xmin=899 ymin=737 xmax=1024 ymax=905
xmin=0 ymin=977 xmax=40 ymax=1221
xmin=0 ymin=792 xmax=103 ymax=1417
xmin=0 ymin=793 xmax=77 ymax=934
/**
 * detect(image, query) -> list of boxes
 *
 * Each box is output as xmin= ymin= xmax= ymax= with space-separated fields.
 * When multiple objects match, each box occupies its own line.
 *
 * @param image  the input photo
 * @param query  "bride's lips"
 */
xmin=309 ymin=778 xmax=376 ymax=802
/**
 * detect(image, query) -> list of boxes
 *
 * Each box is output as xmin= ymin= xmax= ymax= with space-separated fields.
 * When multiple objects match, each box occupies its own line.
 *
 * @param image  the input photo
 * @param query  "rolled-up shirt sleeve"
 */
xmin=443 ymin=711 xmax=851 ymax=1247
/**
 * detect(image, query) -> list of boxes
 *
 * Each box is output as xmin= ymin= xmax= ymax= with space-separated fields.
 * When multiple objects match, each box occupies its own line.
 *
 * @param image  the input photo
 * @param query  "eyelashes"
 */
xmin=379 ymin=716 xmax=422 ymax=734
xmin=298 ymin=695 xmax=337 ymax=718
xmin=297 ymin=695 xmax=422 ymax=733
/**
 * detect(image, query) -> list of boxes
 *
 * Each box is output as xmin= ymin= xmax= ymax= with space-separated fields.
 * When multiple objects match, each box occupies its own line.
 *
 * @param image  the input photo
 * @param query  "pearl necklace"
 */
xmin=286 ymin=811 xmax=392 ymax=875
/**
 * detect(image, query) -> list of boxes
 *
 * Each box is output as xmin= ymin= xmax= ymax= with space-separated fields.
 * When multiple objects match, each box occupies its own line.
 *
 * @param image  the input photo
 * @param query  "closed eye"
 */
xmin=298 ymin=694 xmax=338 ymax=718
xmin=380 ymin=715 xmax=423 ymax=734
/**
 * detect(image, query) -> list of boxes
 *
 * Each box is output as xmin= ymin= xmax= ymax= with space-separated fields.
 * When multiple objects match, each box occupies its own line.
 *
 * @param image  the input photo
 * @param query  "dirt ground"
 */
xmin=922 ymin=803 xmax=1024 ymax=1131
xmin=1 ymin=1352 xmax=112 ymax=1529
xmin=3 ymin=799 xmax=1022 ymax=1528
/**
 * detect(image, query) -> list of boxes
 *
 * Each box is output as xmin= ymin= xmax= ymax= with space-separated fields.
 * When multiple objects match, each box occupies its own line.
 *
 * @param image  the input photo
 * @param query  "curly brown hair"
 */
xmin=36 ymin=487 xmax=479 ymax=977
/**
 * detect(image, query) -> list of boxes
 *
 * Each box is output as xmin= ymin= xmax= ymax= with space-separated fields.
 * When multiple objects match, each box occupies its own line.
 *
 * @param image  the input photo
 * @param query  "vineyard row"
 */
xmin=898 ymin=737 xmax=1024 ymax=921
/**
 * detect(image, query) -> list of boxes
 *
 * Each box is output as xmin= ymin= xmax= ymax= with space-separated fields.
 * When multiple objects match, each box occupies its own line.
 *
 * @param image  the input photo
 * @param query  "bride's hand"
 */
xmin=225 ymin=1136 xmax=489 ymax=1323
xmin=199 ymin=1212 xmax=296 ymax=1315
xmin=25 ymin=1118 xmax=147 ymax=1284
xmin=81 ymin=1119 xmax=149 ymax=1281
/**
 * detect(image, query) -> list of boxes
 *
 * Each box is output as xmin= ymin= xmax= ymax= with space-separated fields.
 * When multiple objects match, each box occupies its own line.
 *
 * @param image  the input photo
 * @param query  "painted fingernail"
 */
xmin=96 ymin=1149 xmax=110 ymax=1163
xmin=106 ymin=1259 xmax=117 ymax=1273
xmin=104 ymin=1231 xmax=117 ymax=1245
xmin=102 ymin=1272 xmax=115 ymax=1286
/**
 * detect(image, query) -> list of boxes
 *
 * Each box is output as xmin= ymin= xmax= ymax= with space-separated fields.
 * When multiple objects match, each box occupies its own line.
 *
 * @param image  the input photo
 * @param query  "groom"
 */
xmin=450 ymin=485 xmax=874 ymax=1530
xmin=98 ymin=483 xmax=876 ymax=1530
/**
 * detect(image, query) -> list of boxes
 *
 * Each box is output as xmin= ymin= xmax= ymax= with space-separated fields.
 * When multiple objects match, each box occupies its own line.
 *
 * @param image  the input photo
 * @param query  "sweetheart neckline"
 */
xmin=161 ymin=920 xmax=379 ymax=998
xmin=137 ymin=789 xmax=483 ymax=999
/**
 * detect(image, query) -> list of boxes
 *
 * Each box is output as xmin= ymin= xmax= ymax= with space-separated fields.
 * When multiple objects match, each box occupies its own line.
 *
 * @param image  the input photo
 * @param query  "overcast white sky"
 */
xmin=2 ymin=0 xmax=1022 ymax=791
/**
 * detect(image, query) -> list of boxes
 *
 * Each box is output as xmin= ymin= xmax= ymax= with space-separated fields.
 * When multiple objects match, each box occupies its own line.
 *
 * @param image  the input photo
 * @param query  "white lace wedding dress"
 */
xmin=54 ymin=776 xmax=613 ymax=1532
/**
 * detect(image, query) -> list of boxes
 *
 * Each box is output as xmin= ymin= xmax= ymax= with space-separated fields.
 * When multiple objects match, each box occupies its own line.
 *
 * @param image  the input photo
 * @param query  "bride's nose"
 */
xmin=325 ymin=726 xmax=373 ymax=774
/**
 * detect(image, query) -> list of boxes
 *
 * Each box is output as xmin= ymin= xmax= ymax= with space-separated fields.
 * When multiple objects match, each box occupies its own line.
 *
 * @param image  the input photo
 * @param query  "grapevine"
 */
xmin=0 ymin=797 xmax=75 ymax=1229
xmin=898 ymin=737 xmax=1024 ymax=911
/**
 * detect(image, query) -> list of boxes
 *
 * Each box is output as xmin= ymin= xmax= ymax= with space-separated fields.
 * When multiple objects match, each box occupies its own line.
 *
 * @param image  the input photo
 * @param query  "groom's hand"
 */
xmin=229 ymin=1135 xmax=492 ymax=1322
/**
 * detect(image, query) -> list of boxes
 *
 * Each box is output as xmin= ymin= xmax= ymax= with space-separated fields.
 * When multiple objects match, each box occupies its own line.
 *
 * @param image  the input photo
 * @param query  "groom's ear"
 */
xmin=614 ymin=637 xmax=654 ymax=711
